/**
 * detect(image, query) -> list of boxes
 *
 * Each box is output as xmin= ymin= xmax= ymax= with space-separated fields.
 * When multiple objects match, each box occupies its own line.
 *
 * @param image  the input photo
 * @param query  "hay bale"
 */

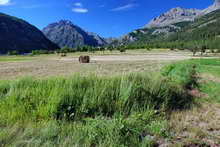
xmin=79 ymin=56 xmax=90 ymax=63
xmin=60 ymin=53 xmax=67 ymax=57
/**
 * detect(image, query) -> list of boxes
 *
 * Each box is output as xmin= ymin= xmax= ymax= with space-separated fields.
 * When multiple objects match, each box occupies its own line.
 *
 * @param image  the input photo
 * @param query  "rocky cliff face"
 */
xmin=0 ymin=13 xmax=59 ymax=54
xmin=87 ymin=32 xmax=107 ymax=46
xmin=42 ymin=20 xmax=106 ymax=48
xmin=146 ymin=0 xmax=220 ymax=28
xmin=146 ymin=7 xmax=201 ymax=28
xmin=203 ymin=0 xmax=220 ymax=14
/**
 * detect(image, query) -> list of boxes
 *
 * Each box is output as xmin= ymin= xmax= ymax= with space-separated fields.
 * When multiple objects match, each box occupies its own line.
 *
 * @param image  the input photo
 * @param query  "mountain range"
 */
xmin=147 ymin=0 xmax=220 ymax=28
xmin=0 ymin=0 xmax=220 ymax=53
xmin=122 ymin=0 xmax=220 ymax=43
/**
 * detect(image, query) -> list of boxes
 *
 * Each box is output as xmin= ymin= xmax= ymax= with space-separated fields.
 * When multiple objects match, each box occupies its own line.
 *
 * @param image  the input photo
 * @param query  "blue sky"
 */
xmin=0 ymin=0 xmax=214 ymax=37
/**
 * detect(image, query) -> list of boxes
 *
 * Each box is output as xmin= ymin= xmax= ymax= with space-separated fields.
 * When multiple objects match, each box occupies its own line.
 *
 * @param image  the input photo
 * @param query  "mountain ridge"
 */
xmin=0 ymin=12 xmax=59 ymax=54
xmin=120 ymin=0 xmax=220 ymax=45
xmin=145 ymin=7 xmax=201 ymax=28
xmin=146 ymin=0 xmax=220 ymax=28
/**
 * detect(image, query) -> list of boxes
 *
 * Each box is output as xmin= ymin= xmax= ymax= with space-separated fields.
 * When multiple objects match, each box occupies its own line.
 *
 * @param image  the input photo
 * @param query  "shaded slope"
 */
xmin=0 ymin=13 xmax=59 ymax=54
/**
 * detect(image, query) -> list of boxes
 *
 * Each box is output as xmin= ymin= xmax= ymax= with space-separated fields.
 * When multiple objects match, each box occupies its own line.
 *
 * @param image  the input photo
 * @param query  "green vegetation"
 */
xmin=0 ymin=56 xmax=33 ymax=62
xmin=163 ymin=58 xmax=220 ymax=103
xmin=124 ymin=10 xmax=220 ymax=52
xmin=7 ymin=50 xmax=19 ymax=55
xmin=1 ymin=55 xmax=220 ymax=146
xmin=160 ymin=58 xmax=220 ymax=145
xmin=31 ymin=50 xmax=54 ymax=55
xmin=0 ymin=70 xmax=195 ymax=146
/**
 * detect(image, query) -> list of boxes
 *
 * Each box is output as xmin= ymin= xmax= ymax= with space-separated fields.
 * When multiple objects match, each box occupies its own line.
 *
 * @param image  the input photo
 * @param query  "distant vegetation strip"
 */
xmin=0 ymin=56 xmax=33 ymax=62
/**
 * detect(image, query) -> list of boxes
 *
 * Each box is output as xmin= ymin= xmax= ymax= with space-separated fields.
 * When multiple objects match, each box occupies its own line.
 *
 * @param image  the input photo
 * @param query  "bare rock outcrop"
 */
xmin=146 ymin=7 xmax=201 ymax=28
xmin=146 ymin=0 xmax=220 ymax=28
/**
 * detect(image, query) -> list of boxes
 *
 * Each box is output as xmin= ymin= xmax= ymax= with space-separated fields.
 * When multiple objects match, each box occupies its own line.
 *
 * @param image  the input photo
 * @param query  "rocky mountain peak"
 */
xmin=146 ymin=0 xmax=220 ymax=28
xmin=214 ymin=0 xmax=220 ymax=6
xmin=146 ymin=7 xmax=201 ymax=28
xmin=58 ymin=20 xmax=72 ymax=24
xmin=203 ymin=0 xmax=220 ymax=14
xmin=42 ymin=20 xmax=106 ymax=48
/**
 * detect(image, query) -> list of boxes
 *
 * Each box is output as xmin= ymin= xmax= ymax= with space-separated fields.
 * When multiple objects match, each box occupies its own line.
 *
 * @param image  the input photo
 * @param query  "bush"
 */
xmin=119 ymin=47 xmax=126 ymax=53
xmin=7 ymin=50 xmax=19 ymax=55
xmin=31 ymin=50 xmax=54 ymax=55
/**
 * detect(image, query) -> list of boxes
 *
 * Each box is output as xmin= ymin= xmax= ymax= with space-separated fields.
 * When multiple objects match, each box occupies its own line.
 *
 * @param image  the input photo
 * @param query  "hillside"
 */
xmin=167 ymin=9 xmax=220 ymax=41
xmin=121 ymin=0 xmax=220 ymax=48
xmin=153 ymin=9 xmax=220 ymax=49
xmin=122 ymin=9 xmax=220 ymax=50
xmin=0 ymin=13 xmax=59 ymax=54
xmin=42 ymin=20 xmax=107 ymax=48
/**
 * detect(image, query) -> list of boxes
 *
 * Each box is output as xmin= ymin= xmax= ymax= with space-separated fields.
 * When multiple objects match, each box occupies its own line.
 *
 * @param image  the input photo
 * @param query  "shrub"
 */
xmin=119 ymin=47 xmax=126 ymax=53
xmin=31 ymin=50 xmax=54 ymax=55
xmin=8 ymin=50 xmax=19 ymax=55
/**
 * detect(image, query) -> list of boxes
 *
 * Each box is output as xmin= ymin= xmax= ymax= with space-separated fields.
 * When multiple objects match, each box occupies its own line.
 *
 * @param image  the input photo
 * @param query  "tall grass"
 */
xmin=0 ymin=73 xmax=192 ymax=123
xmin=0 ymin=73 xmax=193 ymax=146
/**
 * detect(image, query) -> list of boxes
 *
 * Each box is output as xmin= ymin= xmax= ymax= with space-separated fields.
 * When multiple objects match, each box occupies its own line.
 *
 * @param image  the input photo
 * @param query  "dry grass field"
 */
xmin=0 ymin=50 xmax=195 ymax=80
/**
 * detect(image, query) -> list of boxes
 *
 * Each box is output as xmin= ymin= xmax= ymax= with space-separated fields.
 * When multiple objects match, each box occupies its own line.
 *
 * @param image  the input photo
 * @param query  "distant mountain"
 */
xmin=146 ymin=0 xmax=220 ymax=28
xmin=122 ymin=0 xmax=220 ymax=44
xmin=203 ymin=0 xmax=220 ymax=14
xmin=165 ymin=9 xmax=220 ymax=43
xmin=146 ymin=7 xmax=201 ymax=28
xmin=0 ymin=13 xmax=59 ymax=54
xmin=87 ymin=32 xmax=107 ymax=46
xmin=121 ymin=8 xmax=220 ymax=50
xmin=42 ymin=20 xmax=107 ymax=48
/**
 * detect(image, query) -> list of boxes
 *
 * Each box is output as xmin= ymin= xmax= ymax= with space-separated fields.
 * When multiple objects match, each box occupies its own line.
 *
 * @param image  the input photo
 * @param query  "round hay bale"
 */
xmin=60 ymin=53 xmax=67 ymax=57
xmin=79 ymin=56 xmax=90 ymax=63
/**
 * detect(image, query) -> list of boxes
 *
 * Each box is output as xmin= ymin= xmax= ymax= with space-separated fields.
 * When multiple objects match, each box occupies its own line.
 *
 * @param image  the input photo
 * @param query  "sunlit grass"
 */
xmin=0 ymin=56 xmax=33 ymax=62
xmin=0 ymin=72 xmax=193 ymax=146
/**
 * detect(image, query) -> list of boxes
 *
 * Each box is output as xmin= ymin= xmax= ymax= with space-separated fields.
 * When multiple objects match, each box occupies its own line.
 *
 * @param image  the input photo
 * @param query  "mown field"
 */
xmin=0 ymin=50 xmax=191 ymax=80
xmin=0 ymin=50 xmax=220 ymax=146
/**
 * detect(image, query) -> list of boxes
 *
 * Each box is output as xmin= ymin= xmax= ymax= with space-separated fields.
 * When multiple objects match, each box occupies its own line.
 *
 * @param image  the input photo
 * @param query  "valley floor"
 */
xmin=0 ymin=49 xmax=213 ymax=80
xmin=0 ymin=49 xmax=220 ymax=146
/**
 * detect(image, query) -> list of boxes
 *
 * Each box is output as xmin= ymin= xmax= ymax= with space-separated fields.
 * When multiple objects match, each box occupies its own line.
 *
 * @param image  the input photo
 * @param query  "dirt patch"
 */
xmin=188 ymin=89 xmax=208 ymax=98
xmin=200 ymin=73 xmax=220 ymax=83
xmin=169 ymin=103 xmax=220 ymax=146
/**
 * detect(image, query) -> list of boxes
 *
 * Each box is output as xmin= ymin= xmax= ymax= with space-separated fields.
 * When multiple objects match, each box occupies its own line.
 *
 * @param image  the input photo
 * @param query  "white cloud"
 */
xmin=72 ymin=2 xmax=88 ymax=13
xmin=0 ymin=0 xmax=11 ymax=6
xmin=111 ymin=3 xmax=137 ymax=11
xmin=74 ymin=2 xmax=82 ymax=7
xmin=72 ymin=8 xmax=88 ymax=13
